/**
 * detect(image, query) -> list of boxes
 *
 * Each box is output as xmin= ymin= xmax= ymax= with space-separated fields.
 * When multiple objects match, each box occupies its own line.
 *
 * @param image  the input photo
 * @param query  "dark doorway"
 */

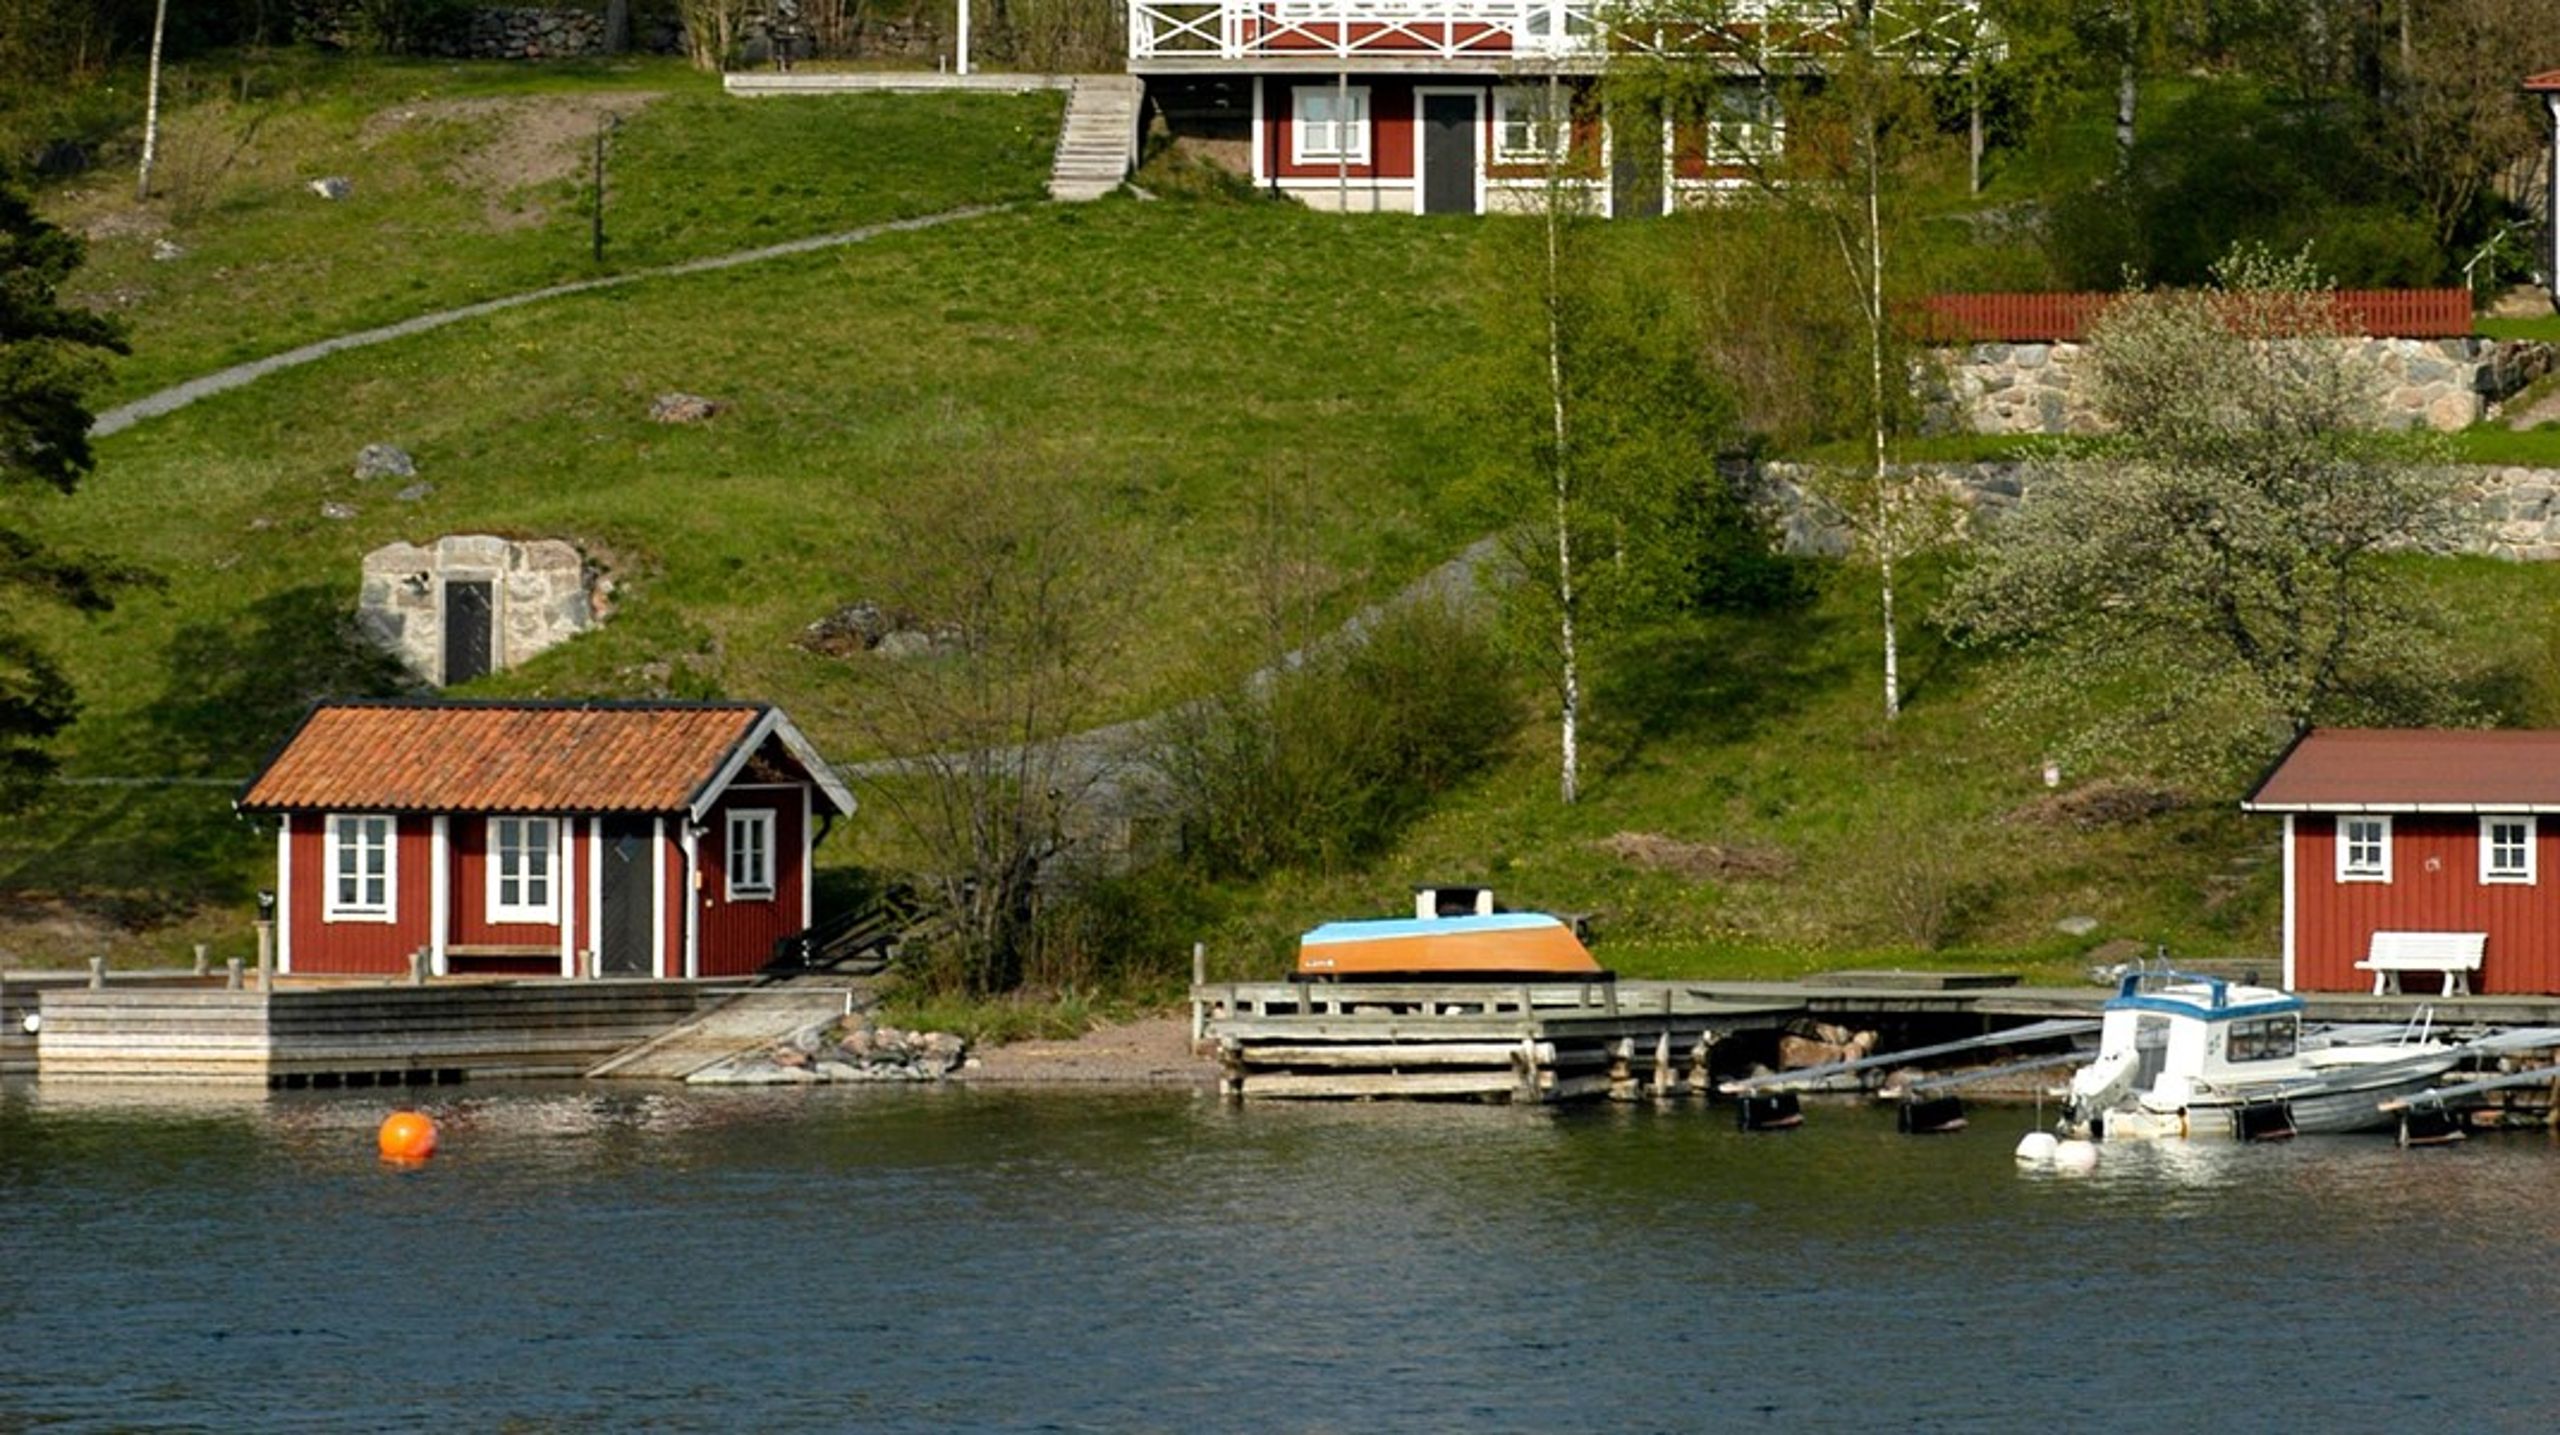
xmin=1420 ymin=92 xmax=1479 ymax=215
xmin=442 ymin=579 xmax=493 ymax=686
xmin=1611 ymin=102 xmax=1664 ymax=218
xmin=598 ymin=817 xmax=656 ymax=977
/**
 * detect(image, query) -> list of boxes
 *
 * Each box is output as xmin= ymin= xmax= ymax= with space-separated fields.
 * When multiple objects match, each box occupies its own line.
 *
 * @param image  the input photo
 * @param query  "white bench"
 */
xmin=2354 ymin=931 xmax=2485 ymax=996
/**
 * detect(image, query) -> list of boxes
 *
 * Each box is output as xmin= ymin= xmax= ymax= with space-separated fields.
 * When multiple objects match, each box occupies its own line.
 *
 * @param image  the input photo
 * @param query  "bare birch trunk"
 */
xmin=1545 ymin=72 xmax=1579 ymax=804
xmin=136 ymin=0 xmax=170 ymax=202
xmin=1862 ymin=14 xmax=1898 ymax=722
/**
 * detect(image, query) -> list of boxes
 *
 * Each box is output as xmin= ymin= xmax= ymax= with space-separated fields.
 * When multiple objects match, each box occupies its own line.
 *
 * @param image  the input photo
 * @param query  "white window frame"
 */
xmin=726 ymin=808 xmax=777 ymax=901
xmin=1291 ymin=85 xmax=1371 ymax=166
xmin=2481 ymin=815 xmax=2537 ymax=886
xmin=1492 ymin=85 xmax=1568 ymax=165
xmin=324 ymin=813 xmax=397 ymax=922
xmin=1701 ymin=84 xmax=1781 ymax=165
xmin=2337 ymin=814 xmax=2392 ymax=883
xmin=487 ymin=816 xmax=559 ymax=924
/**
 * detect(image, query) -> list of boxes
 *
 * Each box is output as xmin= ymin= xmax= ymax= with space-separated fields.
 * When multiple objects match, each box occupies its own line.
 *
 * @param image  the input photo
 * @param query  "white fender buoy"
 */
xmin=2014 ymin=1131 xmax=2059 ymax=1165
xmin=2052 ymin=1137 xmax=2099 ymax=1171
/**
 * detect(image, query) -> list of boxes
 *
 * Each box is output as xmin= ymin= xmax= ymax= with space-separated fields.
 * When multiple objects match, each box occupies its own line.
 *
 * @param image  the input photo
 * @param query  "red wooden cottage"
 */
xmin=236 ymin=700 xmax=856 ymax=981
xmin=1126 ymin=0 xmax=1988 ymax=215
xmin=2243 ymin=728 xmax=2560 ymax=996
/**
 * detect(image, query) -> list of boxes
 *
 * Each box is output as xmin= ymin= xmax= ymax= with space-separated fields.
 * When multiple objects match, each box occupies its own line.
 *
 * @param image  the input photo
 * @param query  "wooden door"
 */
xmin=442 ymin=579 xmax=493 ymax=685
xmin=1420 ymin=93 xmax=1479 ymax=215
xmin=598 ymin=818 xmax=656 ymax=977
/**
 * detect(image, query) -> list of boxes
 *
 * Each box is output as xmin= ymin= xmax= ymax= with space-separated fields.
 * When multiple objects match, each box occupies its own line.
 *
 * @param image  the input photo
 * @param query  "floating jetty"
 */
xmin=1196 ymin=979 xmax=1797 ymax=1101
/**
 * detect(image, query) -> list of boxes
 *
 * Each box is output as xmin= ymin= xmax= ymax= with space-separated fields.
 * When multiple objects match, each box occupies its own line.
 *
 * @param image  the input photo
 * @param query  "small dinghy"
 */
xmin=1296 ymin=886 xmax=1606 ymax=980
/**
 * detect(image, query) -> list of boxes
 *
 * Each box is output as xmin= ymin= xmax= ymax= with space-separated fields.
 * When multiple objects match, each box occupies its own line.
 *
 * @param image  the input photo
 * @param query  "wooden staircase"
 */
xmin=1050 ymin=76 xmax=1144 ymax=202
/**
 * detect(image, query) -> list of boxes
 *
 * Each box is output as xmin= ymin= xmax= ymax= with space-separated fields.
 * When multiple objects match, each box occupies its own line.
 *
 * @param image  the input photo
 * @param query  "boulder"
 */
xmin=354 ymin=443 xmax=416 ymax=481
xmin=649 ymin=392 xmax=720 ymax=424
xmin=394 ymin=482 xmax=434 ymax=503
xmin=309 ymin=176 xmax=353 ymax=201
xmin=320 ymin=501 xmax=357 ymax=521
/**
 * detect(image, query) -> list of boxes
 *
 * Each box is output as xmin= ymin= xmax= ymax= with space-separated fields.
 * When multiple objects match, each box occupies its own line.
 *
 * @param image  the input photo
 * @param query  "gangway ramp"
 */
xmin=587 ymin=983 xmax=862 ymax=1080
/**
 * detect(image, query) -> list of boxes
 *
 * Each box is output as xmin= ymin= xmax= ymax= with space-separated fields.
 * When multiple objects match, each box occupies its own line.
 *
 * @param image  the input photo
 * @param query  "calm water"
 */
xmin=4 ymin=1081 xmax=2557 ymax=1432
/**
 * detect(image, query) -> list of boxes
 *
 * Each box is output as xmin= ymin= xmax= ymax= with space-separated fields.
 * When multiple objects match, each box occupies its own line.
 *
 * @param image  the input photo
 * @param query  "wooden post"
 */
xmin=1609 ymin=1037 xmax=1635 ymax=1101
xmin=88 ymin=956 xmax=105 ymax=991
xmin=255 ymin=919 xmax=274 ymax=993
xmin=409 ymin=947 xmax=430 ymax=987
xmin=226 ymin=958 xmax=244 ymax=991
xmin=1653 ymin=1030 xmax=1673 ymax=1098
xmin=1190 ymin=942 xmax=1207 ymax=1047
xmin=192 ymin=943 xmax=209 ymax=977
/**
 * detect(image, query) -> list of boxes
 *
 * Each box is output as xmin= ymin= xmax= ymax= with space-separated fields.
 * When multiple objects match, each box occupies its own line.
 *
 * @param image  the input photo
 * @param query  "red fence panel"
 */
xmin=1905 ymin=289 xmax=2473 ymax=343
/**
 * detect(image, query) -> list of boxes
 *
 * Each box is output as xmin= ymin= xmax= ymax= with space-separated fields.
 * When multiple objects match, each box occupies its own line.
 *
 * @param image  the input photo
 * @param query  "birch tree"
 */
xmin=1612 ymin=0 xmax=1982 ymax=720
xmin=1468 ymin=81 xmax=1746 ymax=803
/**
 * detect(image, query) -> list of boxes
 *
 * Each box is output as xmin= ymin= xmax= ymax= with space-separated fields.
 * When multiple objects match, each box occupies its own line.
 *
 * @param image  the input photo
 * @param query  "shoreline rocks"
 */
xmin=687 ymin=1018 xmax=968 ymax=1085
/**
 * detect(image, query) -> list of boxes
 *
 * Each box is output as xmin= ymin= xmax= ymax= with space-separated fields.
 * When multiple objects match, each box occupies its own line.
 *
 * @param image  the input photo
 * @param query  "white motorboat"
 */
xmin=2063 ymin=967 xmax=2459 ymax=1140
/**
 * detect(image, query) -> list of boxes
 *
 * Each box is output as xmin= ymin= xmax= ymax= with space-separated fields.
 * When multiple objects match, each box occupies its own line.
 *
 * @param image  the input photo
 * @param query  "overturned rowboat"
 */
xmin=1296 ymin=886 xmax=1607 ymax=981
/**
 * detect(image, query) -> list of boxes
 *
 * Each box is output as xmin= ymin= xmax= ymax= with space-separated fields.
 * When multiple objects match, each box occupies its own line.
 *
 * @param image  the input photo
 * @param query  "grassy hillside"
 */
xmin=14 ymin=61 xmax=2560 ymax=986
xmin=42 ymin=55 xmax=1061 ymax=401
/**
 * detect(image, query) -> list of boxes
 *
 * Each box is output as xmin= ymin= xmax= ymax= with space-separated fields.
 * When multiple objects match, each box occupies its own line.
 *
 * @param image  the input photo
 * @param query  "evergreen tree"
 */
xmin=0 ymin=175 xmax=127 ymax=808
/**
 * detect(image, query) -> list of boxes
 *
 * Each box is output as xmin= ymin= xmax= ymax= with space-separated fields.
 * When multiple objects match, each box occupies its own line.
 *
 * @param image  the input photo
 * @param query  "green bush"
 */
xmin=1154 ymin=599 xmax=1523 ymax=880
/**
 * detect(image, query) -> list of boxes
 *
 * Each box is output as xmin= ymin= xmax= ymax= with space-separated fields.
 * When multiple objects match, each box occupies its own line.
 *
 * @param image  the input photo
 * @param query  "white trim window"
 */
xmin=726 ymin=808 xmax=777 ymax=901
xmin=1702 ymin=83 xmax=1780 ymax=164
xmin=2482 ymin=815 xmax=2537 ymax=885
xmin=1493 ymin=85 xmax=1568 ymax=165
xmin=1292 ymin=85 xmax=1370 ymax=166
xmin=488 ymin=816 xmax=559 ymax=923
xmin=2337 ymin=814 xmax=2392 ymax=883
xmin=325 ymin=814 xmax=397 ymax=922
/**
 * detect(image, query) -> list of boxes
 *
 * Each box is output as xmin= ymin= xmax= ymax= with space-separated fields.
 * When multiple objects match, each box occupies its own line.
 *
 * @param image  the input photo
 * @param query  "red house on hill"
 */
xmin=2243 ymin=729 xmax=2560 ymax=995
xmin=236 ymin=700 xmax=856 ymax=981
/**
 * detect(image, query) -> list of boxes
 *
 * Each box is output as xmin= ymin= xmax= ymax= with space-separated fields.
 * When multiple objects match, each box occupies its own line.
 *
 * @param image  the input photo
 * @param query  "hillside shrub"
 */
xmin=1153 ymin=599 xmax=1522 ymax=880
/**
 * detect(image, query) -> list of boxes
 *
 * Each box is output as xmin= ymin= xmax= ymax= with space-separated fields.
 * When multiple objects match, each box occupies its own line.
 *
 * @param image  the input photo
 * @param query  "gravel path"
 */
xmin=89 ymin=203 xmax=1013 ymax=440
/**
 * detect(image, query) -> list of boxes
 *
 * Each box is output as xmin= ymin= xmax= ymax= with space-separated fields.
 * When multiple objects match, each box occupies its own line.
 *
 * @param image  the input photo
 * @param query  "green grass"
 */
xmin=40 ymin=53 xmax=1061 ymax=401
xmin=1173 ymin=553 xmax=2560 ymax=985
xmin=0 ymin=201 xmax=1497 ymax=956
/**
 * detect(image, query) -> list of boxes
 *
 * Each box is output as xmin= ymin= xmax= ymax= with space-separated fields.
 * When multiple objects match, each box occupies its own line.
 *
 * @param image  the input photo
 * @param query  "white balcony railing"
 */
xmin=1126 ymin=0 xmax=1988 ymax=67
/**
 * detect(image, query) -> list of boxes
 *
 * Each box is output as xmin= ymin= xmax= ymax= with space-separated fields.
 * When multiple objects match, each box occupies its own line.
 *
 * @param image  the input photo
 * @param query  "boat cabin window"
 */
xmin=2225 ymin=1016 xmax=2298 ymax=1063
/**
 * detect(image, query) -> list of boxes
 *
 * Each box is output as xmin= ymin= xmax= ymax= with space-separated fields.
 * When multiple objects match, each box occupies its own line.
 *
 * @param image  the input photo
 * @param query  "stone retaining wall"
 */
xmin=1752 ymin=460 xmax=2560 ymax=564
xmin=1926 ymin=337 xmax=2554 ymax=437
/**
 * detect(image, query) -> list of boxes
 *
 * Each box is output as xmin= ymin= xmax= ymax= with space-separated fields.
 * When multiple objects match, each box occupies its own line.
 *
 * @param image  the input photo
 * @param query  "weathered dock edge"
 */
xmin=1198 ymin=980 xmax=1800 ymax=1102
xmin=37 ymin=983 xmax=718 ymax=1085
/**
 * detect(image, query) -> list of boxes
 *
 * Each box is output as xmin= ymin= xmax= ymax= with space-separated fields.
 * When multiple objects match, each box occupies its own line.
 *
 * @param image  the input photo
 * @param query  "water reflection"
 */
xmin=6 ymin=1083 xmax=2560 ymax=1431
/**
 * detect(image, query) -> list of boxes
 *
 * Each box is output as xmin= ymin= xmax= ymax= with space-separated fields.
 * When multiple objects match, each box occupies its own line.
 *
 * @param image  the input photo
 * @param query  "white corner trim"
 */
xmin=275 ymin=819 xmax=293 ymax=975
xmin=650 ymin=816 xmax=668 ymax=979
xmin=586 ymin=817 xmax=603 ymax=980
xmin=680 ymin=820 xmax=700 ymax=980
xmin=2280 ymin=814 xmax=2295 ymax=991
xmin=557 ymin=817 xmax=577 ymax=978
xmin=429 ymin=814 xmax=449 ymax=976
xmin=801 ymin=785 xmax=814 ymax=931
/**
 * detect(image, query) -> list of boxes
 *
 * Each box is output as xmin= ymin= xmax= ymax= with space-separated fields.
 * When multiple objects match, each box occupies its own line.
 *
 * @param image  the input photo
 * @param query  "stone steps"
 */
xmin=1051 ymin=76 xmax=1144 ymax=202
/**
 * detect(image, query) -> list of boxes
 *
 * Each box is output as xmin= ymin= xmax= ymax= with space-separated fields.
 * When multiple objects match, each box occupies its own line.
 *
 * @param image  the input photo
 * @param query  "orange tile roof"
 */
xmin=238 ymin=701 xmax=775 ymax=815
xmin=2244 ymin=728 xmax=2560 ymax=812
xmin=2526 ymin=69 xmax=2560 ymax=93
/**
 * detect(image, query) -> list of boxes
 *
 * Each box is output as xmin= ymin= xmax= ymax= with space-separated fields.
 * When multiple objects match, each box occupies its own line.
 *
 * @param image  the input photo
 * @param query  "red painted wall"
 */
xmin=283 ymin=811 xmax=434 ymax=976
xmin=2292 ymin=815 xmax=2560 ymax=993
xmin=449 ymin=816 xmax=568 ymax=962
xmin=1266 ymin=78 xmax=1417 ymax=180
xmin=695 ymin=788 xmax=809 ymax=978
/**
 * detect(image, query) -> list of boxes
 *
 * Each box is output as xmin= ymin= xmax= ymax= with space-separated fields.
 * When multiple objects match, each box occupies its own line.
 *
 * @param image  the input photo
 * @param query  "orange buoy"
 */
xmin=377 ymin=1110 xmax=439 ymax=1162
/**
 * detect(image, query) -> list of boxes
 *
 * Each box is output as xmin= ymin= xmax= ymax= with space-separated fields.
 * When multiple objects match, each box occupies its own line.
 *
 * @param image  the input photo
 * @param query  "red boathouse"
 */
xmin=2243 ymin=728 xmax=2560 ymax=995
xmin=236 ymin=700 xmax=856 ymax=980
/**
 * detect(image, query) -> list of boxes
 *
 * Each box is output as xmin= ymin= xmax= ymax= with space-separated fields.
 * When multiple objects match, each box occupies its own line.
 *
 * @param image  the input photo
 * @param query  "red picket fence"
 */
xmin=1906 ymin=288 xmax=2474 ymax=343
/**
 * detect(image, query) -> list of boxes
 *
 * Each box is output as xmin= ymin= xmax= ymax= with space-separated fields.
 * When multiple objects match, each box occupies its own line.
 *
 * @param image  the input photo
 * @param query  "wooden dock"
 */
xmin=36 ymin=981 xmax=718 ymax=1085
xmin=1197 ymin=980 xmax=1798 ymax=1101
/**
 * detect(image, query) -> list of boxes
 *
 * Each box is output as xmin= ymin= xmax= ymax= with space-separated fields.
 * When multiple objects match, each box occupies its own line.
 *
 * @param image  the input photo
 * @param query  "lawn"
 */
xmin=37 ymin=54 xmax=1061 ymax=401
